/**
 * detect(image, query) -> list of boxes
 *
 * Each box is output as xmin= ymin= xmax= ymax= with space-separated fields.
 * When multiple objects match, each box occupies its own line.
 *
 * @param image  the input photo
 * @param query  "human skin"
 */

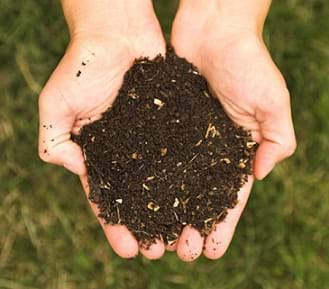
xmin=39 ymin=0 xmax=167 ymax=259
xmin=39 ymin=0 xmax=296 ymax=261
xmin=171 ymin=0 xmax=296 ymax=261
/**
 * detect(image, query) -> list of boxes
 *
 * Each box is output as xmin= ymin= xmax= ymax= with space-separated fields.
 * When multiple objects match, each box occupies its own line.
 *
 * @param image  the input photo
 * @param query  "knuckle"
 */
xmin=287 ymin=140 xmax=297 ymax=156
xmin=38 ymin=149 xmax=49 ymax=163
xmin=38 ymin=146 xmax=54 ymax=163
xmin=282 ymin=139 xmax=297 ymax=157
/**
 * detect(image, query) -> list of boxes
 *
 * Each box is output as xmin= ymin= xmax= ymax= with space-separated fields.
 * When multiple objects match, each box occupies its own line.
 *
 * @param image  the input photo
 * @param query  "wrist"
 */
xmin=177 ymin=0 xmax=271 ymax=36
xmin=61 ymin=0 xmax=156 ymax=39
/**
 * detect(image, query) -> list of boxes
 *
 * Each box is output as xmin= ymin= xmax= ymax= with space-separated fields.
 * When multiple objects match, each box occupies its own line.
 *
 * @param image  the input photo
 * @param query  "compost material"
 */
xmin=73 ymin=48 xmax=257 ymax=246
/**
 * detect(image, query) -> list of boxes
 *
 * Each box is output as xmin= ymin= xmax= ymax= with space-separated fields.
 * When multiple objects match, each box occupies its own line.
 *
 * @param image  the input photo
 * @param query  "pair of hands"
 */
xmin=39 ymin=0 xmax=296 ymax=261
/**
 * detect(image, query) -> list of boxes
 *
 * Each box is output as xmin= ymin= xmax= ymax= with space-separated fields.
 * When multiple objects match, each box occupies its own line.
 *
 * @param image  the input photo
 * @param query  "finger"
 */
xmin=80 ymin=176 xmax=139 ymax=258
xmin=38 ymin=76 xmax=86 ymax=176
xmin=140 ymin=239 xmax=165 ymax=260
xmin=103 ymin=225 xmax=139 ymax=259
xmin=166 ymin=241 xmax=177 ymax=252
xmin=203 ymin=176 xmax=254 ymax=259
xmin=254 ymin=92 xmax=296 ymax=180
xmin=177 ymin=225 xmax=204 ymax=262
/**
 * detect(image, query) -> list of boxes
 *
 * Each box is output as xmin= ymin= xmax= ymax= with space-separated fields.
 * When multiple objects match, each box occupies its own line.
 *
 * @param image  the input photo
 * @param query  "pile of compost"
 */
xmin=74 ymin=48 xmax=257 ymax=246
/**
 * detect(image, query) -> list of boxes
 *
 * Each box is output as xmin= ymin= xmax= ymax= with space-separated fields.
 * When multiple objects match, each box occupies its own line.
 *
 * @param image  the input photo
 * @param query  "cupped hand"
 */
xmin=171 ymin=5 xmax=296 ymax=261
xmin=39 ymin=1 xmax=167 ymax=259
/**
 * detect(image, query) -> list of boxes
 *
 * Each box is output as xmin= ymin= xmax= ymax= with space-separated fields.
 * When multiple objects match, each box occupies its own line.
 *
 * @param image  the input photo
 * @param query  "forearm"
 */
xmin=178 ymin=0 xmax=271 ymax=34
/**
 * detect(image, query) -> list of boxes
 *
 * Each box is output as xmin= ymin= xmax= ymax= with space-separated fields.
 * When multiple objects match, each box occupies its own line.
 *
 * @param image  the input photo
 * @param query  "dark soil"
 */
xmin=73 ymin=48 xmax=257 ymax=246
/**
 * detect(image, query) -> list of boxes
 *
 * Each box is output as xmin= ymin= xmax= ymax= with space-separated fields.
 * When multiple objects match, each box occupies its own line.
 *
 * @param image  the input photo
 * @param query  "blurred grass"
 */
xmin=0 ymin=0 xmax=328 ymax=288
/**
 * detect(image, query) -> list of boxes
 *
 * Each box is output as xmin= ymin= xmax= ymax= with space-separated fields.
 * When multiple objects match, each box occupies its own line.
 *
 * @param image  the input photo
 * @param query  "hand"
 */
xmin=39 ymin=0 xmax=166 ymax=259
xmin=171 ymin=0 xmax=296 ymax=261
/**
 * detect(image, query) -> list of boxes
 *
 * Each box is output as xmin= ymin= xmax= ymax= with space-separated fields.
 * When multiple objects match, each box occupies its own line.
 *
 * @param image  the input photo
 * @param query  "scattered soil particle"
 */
xmin=73 ymin=47 xmax=257 ymax=247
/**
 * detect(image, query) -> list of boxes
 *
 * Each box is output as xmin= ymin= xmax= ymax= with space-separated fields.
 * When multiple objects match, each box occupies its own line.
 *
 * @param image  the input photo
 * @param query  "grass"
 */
xmin=0 ymin=0 xmax=328 ymax=288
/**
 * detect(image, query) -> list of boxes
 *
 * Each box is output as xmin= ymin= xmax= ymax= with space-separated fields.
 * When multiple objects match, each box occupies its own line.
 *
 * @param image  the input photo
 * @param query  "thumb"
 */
xmin=254 ymin=92 xmax=296 ymax=180
xmin=38 ymin=85 xmax=86 ymax=176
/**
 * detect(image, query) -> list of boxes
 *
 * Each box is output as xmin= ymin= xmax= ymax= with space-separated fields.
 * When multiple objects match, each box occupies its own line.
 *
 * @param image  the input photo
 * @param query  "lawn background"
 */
xmin=0 ymin=1 xmax=328 ymax=288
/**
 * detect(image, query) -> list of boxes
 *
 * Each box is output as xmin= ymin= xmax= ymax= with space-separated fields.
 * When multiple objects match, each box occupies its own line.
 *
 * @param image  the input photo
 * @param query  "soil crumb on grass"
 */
xmin=73 ymin=47 xmax=257 ymax=247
